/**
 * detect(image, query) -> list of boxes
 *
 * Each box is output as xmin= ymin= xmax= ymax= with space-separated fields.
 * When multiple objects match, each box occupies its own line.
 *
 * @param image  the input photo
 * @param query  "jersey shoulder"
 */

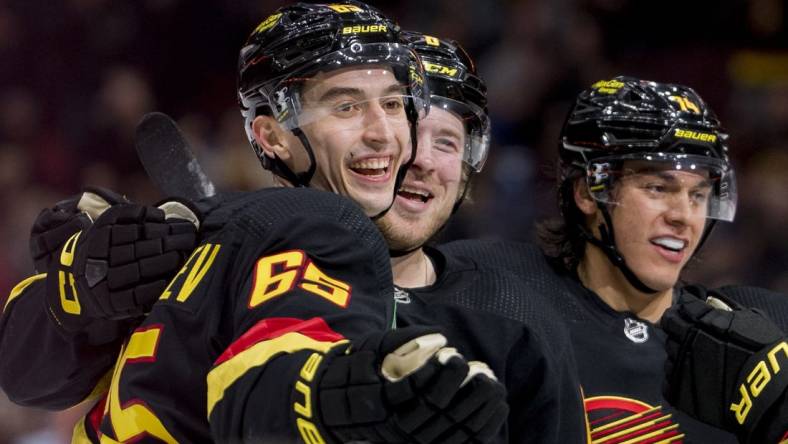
xmin=437 ymin=239 xmax=588 ymax=322
xmin=715 ymin=284 xmax=788 ymax=332
xmin=201 ymin=188 xmax=386 ymax=259
xmin=168 ymin=188 xmax=393 ymax=314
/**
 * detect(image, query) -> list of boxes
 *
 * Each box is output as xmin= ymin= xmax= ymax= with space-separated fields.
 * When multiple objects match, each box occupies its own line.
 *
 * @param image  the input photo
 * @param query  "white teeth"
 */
xmin=652 ymin=237 xmax=686 ymax=251
xmin=350 ymin=158 xmax=390 ymax=170
xmin=399 ymin=187 xmax=430 ymax=198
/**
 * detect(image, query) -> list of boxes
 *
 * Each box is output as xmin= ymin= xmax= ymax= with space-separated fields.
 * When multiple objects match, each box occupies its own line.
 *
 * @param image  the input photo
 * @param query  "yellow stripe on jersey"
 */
xmin=206 ymin=332 xmax=348 ymax=417
xmin=3 ymin=273 xmax=46 ymax=313
xmin=71 ymin=416 xmax=93 ymax=444
xmin=104 ymin=327 xmax=177 ymax=444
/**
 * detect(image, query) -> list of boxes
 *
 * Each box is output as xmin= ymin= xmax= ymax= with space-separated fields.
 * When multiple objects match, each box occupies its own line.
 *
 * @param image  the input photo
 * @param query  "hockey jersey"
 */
xmin=75 ymin=187 xmax=395 ymax=443
xmin=1 ymin=275 xmax=118 ymax=409
xmin=396 ymin=246 xmax=589 ymax=443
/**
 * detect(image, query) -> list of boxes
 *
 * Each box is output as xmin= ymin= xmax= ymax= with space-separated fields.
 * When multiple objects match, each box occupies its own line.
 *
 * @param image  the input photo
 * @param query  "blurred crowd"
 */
xmin=1 ymin=0 xmax=787 ymax=442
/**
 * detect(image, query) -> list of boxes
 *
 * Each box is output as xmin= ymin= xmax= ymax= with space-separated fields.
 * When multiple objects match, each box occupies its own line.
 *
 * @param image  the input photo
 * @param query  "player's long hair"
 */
xmin=536 ymin=167 xmax=588 ymax=273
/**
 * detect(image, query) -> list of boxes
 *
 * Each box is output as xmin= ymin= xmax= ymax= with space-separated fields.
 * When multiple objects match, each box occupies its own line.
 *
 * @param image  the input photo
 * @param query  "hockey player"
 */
xmin=1 ymin=2 xmax=508 ymax=443
xmin=378 ymin=31 xmax=588 ymax=443
xmin=442 ymin=76 xmax=788 ymax=442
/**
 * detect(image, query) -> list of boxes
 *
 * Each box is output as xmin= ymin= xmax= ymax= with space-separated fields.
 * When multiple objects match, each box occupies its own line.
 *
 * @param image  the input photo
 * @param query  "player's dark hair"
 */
xmin=536 ymin=169 xmax=586 ymax=272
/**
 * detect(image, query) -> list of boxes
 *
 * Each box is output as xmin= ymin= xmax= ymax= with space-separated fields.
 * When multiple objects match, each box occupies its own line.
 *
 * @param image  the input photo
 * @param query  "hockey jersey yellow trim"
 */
xmin=71 ymin=416 xmax=92 ymax=444
xmin=3 ymin=273 xmax=46 ymax=313
xmin=206 ymin=332 xmax=347 ymax=417
xmin=71 ymin=416 xmax=125 ymax=444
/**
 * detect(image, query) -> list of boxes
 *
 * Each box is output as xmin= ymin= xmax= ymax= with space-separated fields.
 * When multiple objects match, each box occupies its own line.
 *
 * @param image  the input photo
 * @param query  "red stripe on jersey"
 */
xmin=88 ymin=395 xmax=108 ymax=437
xmin=214 ymin=317 xmax=345 ymax=365
xmin=586 ymin=397 xmax=650 ymax=413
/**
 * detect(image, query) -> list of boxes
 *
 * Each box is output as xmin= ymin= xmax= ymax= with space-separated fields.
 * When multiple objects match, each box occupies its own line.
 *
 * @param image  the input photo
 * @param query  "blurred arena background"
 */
xmin=1 ymin=0 xmax=787 ymax=442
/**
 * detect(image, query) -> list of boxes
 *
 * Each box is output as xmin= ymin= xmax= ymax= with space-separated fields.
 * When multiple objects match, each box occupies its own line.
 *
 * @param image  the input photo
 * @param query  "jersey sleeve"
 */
xmin=505 ymin=326 xmax=589 ymax=443
xmin=435 ymin=240 xmax=591 ymax=443
xmin=95 ymin=189 xmax=394 ymax=444
xmin=0 ymin=274 xmax=119 ymax=410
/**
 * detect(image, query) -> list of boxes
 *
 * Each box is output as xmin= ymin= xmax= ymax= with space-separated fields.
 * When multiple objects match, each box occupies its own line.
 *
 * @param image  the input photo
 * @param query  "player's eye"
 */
xmin=690 ymin=188 xmax=711 ymax=205
xmin=643 ymin=183 xmax=667 ymax=195
xmin=381 ymin=96 xmax=405 ymax=113
xmin=434 ymin=137 xmax=461 ymax=154
xmin=333 ymin=101 xmax=361 ymax=117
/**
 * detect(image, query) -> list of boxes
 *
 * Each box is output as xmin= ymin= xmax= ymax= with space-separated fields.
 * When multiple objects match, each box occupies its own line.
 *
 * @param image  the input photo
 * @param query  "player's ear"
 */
xmin=252 ymin=115 xmax=293 ymax=163
xmin=573 ymin=177 xmax=597 ymax=216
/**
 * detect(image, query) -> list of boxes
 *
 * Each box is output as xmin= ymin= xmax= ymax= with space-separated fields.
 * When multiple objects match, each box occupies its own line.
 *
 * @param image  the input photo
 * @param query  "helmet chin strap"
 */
xmin=266 ymin=127 xmax=317 ymax=188
xmin=450 ymin=170 xmax=473 ymax=215
xmin=389 ymin=246 xmax=419 ymax=257
xmin=579 ymin=203 xmax=659 ymax=294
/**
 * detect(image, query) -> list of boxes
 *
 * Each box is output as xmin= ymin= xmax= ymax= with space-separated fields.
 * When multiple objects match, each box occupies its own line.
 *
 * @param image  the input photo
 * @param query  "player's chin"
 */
xmin=635 ymin=265 xmax=681 ymax=293
xmin=352 ymin=189 xmax=395 ymax=217
xmin=382 ymin=226 xmax=430 ymax=252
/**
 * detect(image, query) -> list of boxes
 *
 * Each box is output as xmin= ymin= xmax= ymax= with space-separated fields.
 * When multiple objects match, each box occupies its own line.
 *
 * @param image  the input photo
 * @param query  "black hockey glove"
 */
xmin=662 ymin=285 xmax=788 ymax=443
xmin=29 ymin=187 xmax=129 ymax=273
xmin=305 ymin=326 xmax=508 ymax=444
xmin=45 ymin=196 xmax=200 ymax=339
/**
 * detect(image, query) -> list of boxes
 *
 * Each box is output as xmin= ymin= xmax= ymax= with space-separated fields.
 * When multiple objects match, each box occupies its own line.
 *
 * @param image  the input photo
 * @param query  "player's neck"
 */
xmin=578 ymin=249 xmax=672 ymax=323
xmin=390 ymin=248 xmax=436 ymax=289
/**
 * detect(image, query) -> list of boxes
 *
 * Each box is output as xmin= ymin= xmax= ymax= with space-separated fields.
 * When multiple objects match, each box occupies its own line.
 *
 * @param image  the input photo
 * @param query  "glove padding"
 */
xmin=45 ymin=196 xmax=200 ymax=336
xmin=312 ymin=326 xmax=508 ymax=444
xmin=662 ymin=285 xmax=788 ymax=442
xmin=29 ymin=187 xmax=128 ymax=273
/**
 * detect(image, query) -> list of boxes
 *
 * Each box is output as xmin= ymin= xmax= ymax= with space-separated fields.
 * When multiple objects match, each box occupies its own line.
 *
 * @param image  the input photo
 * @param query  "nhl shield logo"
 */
xmin=623 ymin=318 xmax=649 ymax=343
xmin=394 ymin=287 xmax=411 ymax=304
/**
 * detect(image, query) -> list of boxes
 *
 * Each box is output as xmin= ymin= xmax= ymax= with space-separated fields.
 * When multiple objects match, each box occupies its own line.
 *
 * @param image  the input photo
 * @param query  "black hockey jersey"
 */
xmin=396 ymin=246 xmax=589 ymax=444
xmin=441 ymin=239 xmax=788 ymax=444
xmin=73 ymin=187 xmax=395 ymax=443
xmin=0 ymin=268 xmax=120 ymax=410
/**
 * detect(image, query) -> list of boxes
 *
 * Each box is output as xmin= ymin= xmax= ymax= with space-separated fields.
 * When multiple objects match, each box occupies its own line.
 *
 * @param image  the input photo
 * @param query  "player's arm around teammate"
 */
xmin=0 ymin=188 xmax=198 ymax=409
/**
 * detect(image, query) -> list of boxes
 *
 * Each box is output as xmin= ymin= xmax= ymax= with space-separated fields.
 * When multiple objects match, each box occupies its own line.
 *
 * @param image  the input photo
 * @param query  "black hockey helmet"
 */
xmin=238 ymin=1 xmax=428 ymax=189
xmin=400 ymin=31 xmax=490 ymax=173
xmin=557 ymin=76 xmax=737 ymax=292
xmin=561 ymin=76 xmax=729 ymax=167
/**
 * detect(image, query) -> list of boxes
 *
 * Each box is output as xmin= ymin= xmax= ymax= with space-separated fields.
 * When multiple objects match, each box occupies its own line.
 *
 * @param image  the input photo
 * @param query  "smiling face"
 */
xmin=582 ymin=161 xmax=712 ymax=291
xmin=377 ymin=107 xmax=466 ymax=251
xmin=253 ymin=66 xmax=414 ymax=216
